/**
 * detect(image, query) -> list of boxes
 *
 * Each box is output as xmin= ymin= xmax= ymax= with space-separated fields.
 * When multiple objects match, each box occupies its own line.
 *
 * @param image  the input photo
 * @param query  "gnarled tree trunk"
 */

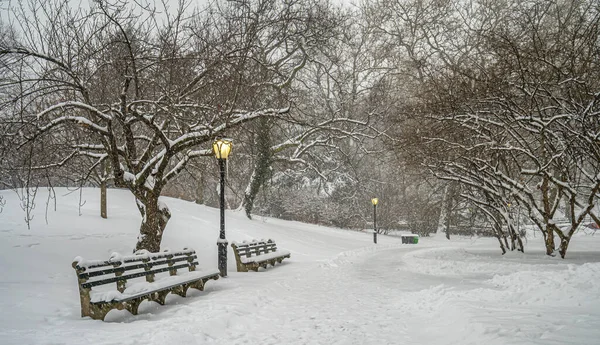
xmin=558 ymin=236 xmax=570 ymax=259
xmin=241 ymin=118 xmax=272 ymax=219
xmin=134 ymin=194 xmax=171 ymax=253
xmin=544 ymin=225 xmax=556 ymax=256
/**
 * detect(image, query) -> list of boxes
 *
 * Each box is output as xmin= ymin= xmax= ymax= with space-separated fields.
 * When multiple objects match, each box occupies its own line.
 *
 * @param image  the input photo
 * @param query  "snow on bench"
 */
xmin=72 ymin=248 xmax=219 ymax=320
xmin=238 ymin=249 xmax=292 ymax=264
xmin=89 ymin=269 xmax=219 ymax=303
xmin=231 ymin=239 xmax=290 ymax=272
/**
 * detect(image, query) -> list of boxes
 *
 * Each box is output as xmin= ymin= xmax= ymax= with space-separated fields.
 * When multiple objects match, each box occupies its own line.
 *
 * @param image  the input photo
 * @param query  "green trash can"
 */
xmin=401 ymin=235 xmax=419 ymax=244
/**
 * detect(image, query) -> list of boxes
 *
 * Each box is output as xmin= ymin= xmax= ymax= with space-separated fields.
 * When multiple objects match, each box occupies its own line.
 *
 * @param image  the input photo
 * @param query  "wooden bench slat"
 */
xmin=91 ymin=270 xmax=220 ymax=304
xmin=74 ymin=249 xmax=196 ymax=270
xmin=239 ymin=250 xmax=290 ymax=264
xmin=78 ymin=255 xmax=196 ymax=279
xmin=82 ymin=262 xmax=198 ymax=289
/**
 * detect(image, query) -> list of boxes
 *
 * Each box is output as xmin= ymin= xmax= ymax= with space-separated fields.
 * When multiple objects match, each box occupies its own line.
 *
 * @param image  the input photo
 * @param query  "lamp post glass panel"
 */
xmin=213 ymin=138 xmax=233 ymax=277
xmin=371 ymin=198 xmax=378 ymax=244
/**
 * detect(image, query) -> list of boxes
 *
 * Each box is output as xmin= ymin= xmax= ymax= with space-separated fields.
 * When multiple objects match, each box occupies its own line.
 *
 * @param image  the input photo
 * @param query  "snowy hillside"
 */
xmin=1 ymin=188 xmax=599 ymax=345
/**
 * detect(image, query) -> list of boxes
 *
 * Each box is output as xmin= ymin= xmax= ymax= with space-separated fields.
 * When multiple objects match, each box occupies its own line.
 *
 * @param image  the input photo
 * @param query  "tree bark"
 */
xmin=241 ymin=118 xmax=271 ymax=219
xmin=493 ymin=225 xmax=507 ymax=255
xmin=558 ymin=236 xmax=570 ymax=259
xmin=436 ymin=182 xmax=456 ymax=239
xmin=544 ymin=225 xmax=556 ymax=256
xmin=100 ymin=181 xmax=107 ymax=219
xmin=195 ymin=171 xmax=205 ymax=204
xmin=507 ymin=223 xmax=524 ymax=252
xmin=491 ymin=209 xmax=509 ymax=254
xmin=134 ymin=196 xmax=171 ymax=253
xmin=436 ymin=184 xmax=449 ymax=237
xmin=100 ymin=161 xmax=108 ymax=219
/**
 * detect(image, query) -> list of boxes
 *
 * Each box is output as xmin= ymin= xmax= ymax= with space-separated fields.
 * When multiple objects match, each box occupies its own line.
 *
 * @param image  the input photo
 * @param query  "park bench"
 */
xmin=401 ymin=234 xmax=419 ymax=244
xmin=72 ymin=248 xmax=219 ymax=320
xmin=231 ymin=239 xmax=290 ymax=272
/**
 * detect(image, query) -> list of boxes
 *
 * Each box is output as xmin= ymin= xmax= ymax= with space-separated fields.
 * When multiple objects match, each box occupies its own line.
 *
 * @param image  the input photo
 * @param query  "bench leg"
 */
xmin=154 ymin=291 xmax=170 ymax=305
xmin=126 ymin=299 xmax=142 ymax=316
xmin=78 ymin=288 xmax=92 ymax=318
xmin=192 ymin=279 xmax=205 ymax=291
xmin=236 ymin=262 xmax=249 ymax=272
xmin=89 ymin=301 xmax=136 ymax=321
xmin=172 ymin=285 xmax=189 ymax=298
xmin=89 ymin=304 xmax=112 ymax=321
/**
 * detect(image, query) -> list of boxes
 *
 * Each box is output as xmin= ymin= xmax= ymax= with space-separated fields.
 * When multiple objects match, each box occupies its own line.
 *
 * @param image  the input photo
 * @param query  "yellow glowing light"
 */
xmin=213 ymin=138 xmax=233 ymax=160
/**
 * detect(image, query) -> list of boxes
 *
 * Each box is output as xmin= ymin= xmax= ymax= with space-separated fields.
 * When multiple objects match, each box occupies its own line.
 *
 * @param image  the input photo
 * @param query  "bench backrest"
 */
xmin=72 ymin=248 xmax=198 ymax=293
xmin=231 ymin=239 xmax=278 ymax=258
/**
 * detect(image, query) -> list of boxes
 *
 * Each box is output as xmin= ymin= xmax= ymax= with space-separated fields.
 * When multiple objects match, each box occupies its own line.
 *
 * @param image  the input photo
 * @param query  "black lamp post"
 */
xmin=213 ymin=138 xmax=233 ymax=277
xmin=371 ymin=198 xmax=378 ymax=244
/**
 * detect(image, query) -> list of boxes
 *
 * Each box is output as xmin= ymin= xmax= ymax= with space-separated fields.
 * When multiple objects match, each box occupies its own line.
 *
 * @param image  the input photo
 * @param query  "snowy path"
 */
xmin=1 ymin=189 xmax=600 ymax=345
xmin=105 ymin=243 xmax=600 ymax=345
xmin=121 ymin=244 xmax=449 ymax=345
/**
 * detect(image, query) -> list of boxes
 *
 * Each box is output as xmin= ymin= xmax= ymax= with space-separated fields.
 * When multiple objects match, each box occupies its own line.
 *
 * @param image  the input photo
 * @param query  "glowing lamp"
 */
xmin=213 ymin=138 xmax=233 ymax=160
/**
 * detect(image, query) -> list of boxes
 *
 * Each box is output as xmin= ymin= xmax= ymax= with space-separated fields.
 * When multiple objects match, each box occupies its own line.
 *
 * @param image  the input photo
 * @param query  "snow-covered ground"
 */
xmin=1 ymin=188 xmax=599 ymax=345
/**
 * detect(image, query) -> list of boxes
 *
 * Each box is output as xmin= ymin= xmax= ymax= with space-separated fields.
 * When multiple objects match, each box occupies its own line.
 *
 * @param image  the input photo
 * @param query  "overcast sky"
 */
xmin=0 ymin=0 xmax=358 ymax=31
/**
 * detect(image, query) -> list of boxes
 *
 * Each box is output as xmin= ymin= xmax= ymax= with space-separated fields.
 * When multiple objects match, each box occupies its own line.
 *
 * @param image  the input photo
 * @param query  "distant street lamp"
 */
xmin=371 ymin=198 xmax=378 ymax=244
xmin=213 ymin=138 xmax=233 ymax=277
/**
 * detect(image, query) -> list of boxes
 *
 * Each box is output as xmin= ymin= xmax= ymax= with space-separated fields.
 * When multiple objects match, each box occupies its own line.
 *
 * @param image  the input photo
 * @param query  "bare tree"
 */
xmin=422 ymin=0 xmax=600 ymax=257
xmin=237 ymin=5 xmax=394 ymax=222
xmin=0 ymin=0 xmax=326 ymax=251
xmin=363 ymin=0 xmax=599 ymax=258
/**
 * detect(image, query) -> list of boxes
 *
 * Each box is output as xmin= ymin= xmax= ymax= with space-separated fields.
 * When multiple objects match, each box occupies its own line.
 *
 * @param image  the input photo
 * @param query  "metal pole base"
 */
xmin=217 ymin=241 xmax=228 ymax=277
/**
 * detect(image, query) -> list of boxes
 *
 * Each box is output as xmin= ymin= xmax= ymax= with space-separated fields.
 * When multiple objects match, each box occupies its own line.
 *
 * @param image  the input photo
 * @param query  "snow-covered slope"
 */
xmin=1 ymin=188 xmax=599 ymax=345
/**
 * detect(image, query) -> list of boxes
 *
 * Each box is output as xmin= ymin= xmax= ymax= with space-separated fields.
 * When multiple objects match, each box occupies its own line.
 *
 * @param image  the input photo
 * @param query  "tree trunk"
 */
xmin=508 ymin=224 xmax=516 ymax=250
xmin=134 ymin=196 xmax=171 ymax=253
xmin=436 ymin=185 xmax=449 ymax=237
xmin=503 ymin=234 xmax=510 ymax=251
xmin=242 ymin=169 xmax=262 ymax=219
xmin=564 ymin=198 xmax=572 ymax=223
xmin=507 ymin=224 xmax=524 ymax=253
xmin=436 ymin=182 xmax=456 ymax=239
xmin=241 ymin=118 xmax=272 ymax=219
xmin=516 ymin=233 xmax=524 ymax=253
xmin=492 ymin=221 xmax=507 ymax=255
xmin=491 ymin=209 xmax=509 ymax=254
xmin=195 ymin=171 xmax=205 ymax=204
xmin=544 ymin=225 xmax=556 ymax=256
xmin=100 ymin=160 xmax=108 ymax=219
xmin=558 ymin=236 xmax=570 ymax=259
xmin=100 ymin=179 xmax=107 ymax=219
xmin=444 ymin=205 xmax=452 ymax=240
